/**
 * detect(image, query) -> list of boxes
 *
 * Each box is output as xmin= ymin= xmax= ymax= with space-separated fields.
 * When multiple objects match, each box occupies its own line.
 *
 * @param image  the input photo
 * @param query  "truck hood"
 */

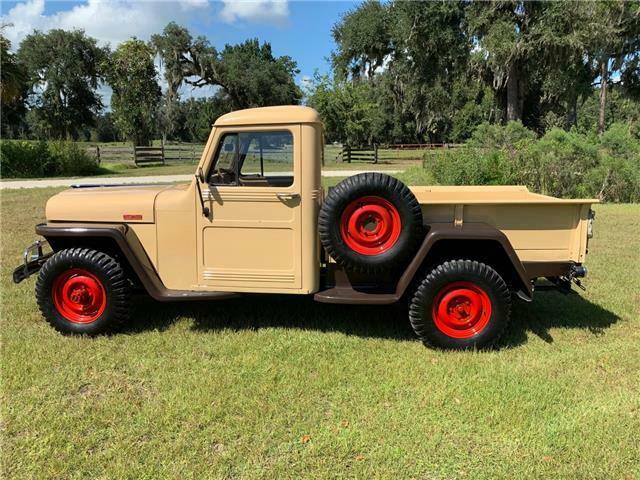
xmin=45 ymin=184 xmax=175 ymax=223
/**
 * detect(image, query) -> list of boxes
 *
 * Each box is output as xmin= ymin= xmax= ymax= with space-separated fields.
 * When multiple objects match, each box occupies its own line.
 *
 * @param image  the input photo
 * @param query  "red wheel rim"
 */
xmin=52 ymin=268 xmax=106 ymax=324
xmin=340 ymin=196 xmax=402 ymax=255
xmin=432 ymin=281 xmax=492 ymax=339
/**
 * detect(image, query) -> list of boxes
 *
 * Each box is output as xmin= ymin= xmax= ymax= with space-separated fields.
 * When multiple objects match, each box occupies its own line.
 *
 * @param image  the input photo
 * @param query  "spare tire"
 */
xmin=318 ymin=172 xmax=423 ymax=274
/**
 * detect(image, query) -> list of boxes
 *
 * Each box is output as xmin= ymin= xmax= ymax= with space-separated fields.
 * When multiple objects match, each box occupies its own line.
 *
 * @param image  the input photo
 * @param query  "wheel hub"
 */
xmin=340 ymin=196 xmax=402 ymax=255
xmin=52 ymin=268 xmax=106 ymax=324
xmin=432 ymin=282 xmax=492 ymax=338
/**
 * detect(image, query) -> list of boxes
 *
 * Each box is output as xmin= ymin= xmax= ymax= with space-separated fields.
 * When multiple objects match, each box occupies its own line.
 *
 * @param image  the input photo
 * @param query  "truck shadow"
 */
xmin=129 ymin=294 xmax=415 ymax=341
xmin=126 ymin=290 xmax=619 ymax=348
xmin=503 ymin=291 xmax=619 ymax=347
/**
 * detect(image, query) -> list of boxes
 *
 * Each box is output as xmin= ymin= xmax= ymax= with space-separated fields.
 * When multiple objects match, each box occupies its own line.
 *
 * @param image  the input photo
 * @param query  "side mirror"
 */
xmin=197 ymin=166 xmax=205 ymax=183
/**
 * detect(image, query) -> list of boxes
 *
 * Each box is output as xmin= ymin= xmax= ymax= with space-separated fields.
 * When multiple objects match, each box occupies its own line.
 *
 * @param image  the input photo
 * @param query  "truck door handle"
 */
xmin=276 ymin=193 xmax=300 ymax=201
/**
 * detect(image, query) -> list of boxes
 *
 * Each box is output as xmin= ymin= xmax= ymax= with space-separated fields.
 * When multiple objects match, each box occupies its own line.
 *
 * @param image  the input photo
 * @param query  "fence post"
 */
xmin=373 ymin=143 xmax=378 ymax=164
xmin=95 ymin=146 xmax=101 ymax=165
xmin=346 ymin=145 xmax=351 ymax=163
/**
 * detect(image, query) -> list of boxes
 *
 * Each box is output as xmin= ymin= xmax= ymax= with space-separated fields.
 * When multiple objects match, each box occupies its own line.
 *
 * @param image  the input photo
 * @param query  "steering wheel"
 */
xmin=215 ymin=167 xmax=235 ymax=184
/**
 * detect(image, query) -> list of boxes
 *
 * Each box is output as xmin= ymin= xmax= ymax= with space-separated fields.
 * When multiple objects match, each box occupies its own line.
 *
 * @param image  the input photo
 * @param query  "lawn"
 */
xmin=1 ymin=187 xmax=639 ymax=479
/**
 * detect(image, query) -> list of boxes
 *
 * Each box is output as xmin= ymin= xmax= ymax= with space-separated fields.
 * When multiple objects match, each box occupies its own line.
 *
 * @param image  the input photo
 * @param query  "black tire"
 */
xmin=409 ymin=260 xmax=511 ymax=350
xmin=36 ymin=248 xmax=130 ymax=335
xmin=318 ymin=172 xmax=423 ymax=274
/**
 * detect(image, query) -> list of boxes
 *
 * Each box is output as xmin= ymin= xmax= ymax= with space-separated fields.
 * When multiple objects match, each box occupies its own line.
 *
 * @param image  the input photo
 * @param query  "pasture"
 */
xmin=1 ymin=186 xmax=639 ymax=479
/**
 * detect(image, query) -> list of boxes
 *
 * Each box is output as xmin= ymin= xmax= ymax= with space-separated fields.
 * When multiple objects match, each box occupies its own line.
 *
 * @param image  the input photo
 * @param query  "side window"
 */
xmin=209 ymin=130 xmax=293 ymax=187
xmin=239 ymin=131 xmax=293 ymax=187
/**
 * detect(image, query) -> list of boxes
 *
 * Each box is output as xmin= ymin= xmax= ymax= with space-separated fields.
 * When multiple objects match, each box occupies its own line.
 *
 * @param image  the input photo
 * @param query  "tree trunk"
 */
xmin=567 ymin=95 xmax=578 ymax=128
xmin=598 ymin=59 xmax=608 ymax=134
xmin=506 ymin=63 xmax=521 ymax=122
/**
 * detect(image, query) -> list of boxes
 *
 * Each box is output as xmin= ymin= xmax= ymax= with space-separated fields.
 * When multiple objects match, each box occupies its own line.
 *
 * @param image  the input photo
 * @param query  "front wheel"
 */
xmin=409 ymin=260 xmax=511 ymax=349
xmin=36 ymin=248 xmax=131 ymax=334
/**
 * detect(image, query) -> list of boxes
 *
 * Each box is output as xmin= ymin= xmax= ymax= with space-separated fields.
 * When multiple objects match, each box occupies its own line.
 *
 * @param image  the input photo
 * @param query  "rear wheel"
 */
xmin=36 ymin=248 xmax=130 ymax=334
xmin=409 ymin=260 xmax=511 ymax=349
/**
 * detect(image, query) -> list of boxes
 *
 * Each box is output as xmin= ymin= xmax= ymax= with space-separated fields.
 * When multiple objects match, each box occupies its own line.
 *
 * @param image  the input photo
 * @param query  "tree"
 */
xmin=331 ymin=0 xmax=392 ymax=79
xmin=151 ymin=23 xmax=302 ymax=111
xmin=151 ymin=22 xmax=191 ymax=142
xmin=104 ymin=39 xmax=161 ymax=146
xmin=0 ymin=34 xmax=26 ymax=105
xmin=468 ymin=1 xmax=640 ymax=132
xmin=92 ymin=112 xmax=120 ymax=142
xmin=307 ymin=73 xmax=385 ymax=145
xmin=179 ymin=95 xmax=230 ymax=142
xmin=17 ymin=29 xmax=107 ymax=139
xmin=157 ymin=93 xmax=181 ymax=144
xmin=0 ymin=32 xmax=28 ymax=138
xmin=580 ymin=1 xmax=640 ymax=133
xmin=386 ymin=1 xmax=471 ymax=141
xmin=329 ymin=1 xmax=475 ymax=142
xmin=467 ymin=1 xmax=544 ymax=123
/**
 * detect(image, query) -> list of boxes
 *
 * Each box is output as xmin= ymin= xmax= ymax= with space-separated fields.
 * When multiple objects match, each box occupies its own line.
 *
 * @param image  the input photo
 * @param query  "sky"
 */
xmin=0 ymin=0 xmax=356 ymax=102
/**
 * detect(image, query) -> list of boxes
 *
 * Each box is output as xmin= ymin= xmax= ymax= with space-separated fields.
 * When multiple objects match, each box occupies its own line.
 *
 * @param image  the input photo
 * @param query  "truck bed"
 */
xmin=410 ymin=185 xmax=596 ymax=205
xmin=410 ymin=185 xmax=598 ymax=264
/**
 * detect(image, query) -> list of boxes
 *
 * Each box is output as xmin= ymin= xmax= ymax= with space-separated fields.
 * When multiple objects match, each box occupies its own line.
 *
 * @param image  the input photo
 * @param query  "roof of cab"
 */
xmin=214 ymin=105 xmax=321 ymax=127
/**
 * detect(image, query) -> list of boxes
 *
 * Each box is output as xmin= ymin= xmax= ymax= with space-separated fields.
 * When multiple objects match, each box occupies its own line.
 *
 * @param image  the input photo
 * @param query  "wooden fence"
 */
xmin=87 ymin=142 xmax=462 ymax=166
xmin=134 ymin=145 xmax=165 ymax=166
xmin=88 ymin=143 xmax=204 ymax=165
xmin=337 ymin=143 xmax=463 ymax=163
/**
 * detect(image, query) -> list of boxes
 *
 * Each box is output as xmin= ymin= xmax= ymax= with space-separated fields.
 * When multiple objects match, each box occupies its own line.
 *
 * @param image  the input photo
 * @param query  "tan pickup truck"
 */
xmin=13 ymin=106 xmax=597 ymax=349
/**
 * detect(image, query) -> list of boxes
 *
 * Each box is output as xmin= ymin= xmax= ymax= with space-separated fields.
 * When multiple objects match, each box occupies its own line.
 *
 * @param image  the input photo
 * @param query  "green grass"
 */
xmin=1 ymin=188 xmax=639 ymax=479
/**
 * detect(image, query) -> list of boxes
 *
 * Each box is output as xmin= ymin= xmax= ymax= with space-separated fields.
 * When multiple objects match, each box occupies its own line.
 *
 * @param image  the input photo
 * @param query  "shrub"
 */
xmin=425 ymin=149 xmax=511 ymax=186
xmin=0 ymin=141 xmax=55 ymax=178
xmin=589 ymin=123 xmax=640 ymax=202
xmin=421 ymin=122 xmax=640 ymax=202
xmin=512 ymin=129 xmax=600 ymax=198
xmin=468 ymin=121 xmax=536 ymax=150
xmin=397 ymin=165 xmax=437 ymax=186
xmin=0 ymin=140 xmax=100 ymax=178
xmin=47 ymin=141 xmax=101 ymax=176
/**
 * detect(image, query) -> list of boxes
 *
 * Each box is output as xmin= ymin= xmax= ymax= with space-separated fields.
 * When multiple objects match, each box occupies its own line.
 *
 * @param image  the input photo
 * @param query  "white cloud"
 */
xmin=1 ymin=0 xmax=291 ymax=50
xmin=1 ymin=0 xmax=210 ymax=48
xmin=219 ymin=0 xmax=288 ymax=25
xmin=1 ymin=0 xmax=287 ymax=107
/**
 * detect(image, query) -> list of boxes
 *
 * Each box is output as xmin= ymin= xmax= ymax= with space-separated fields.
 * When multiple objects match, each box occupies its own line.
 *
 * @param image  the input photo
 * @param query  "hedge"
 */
xmin=420 ymin=122 xmax=640 ymax=203
xmin=0 ymin=140 xmax=101 ymax=178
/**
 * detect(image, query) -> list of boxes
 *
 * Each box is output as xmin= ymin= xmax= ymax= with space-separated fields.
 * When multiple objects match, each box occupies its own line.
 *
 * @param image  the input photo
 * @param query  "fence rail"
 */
xmin=337 ymin=143 xmax=463 ymax=163
xmin=87 ymin=142 xmax=462 ymax=167
xmin=88 ymin=143 xmax=203 ymax=165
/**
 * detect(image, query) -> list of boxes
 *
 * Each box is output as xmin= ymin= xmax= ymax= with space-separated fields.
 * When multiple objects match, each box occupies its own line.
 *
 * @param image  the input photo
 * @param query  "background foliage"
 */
xmin=405 ymin=121 xmax=640 ymax=202
xmin=308 ymin=0 xmax=640 ymax=144
xmin=0 ymin=140 xmax=100 ymax=178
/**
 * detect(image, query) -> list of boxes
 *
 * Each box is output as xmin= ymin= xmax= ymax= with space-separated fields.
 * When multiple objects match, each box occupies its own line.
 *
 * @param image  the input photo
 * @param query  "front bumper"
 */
xmin=12 ymin=239 xmax=53 ymax=284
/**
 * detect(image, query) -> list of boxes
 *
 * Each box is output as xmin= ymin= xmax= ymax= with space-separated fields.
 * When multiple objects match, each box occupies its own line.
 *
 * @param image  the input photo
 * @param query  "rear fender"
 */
xmin=396 ymin=223 xmax=532 ymax=299
xmin=314 ymin=223 xmax=533 ymax=305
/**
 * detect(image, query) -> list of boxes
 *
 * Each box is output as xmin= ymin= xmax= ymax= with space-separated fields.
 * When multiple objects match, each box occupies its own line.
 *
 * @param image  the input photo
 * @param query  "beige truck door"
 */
xmin=196 ymin=126 xmax=303 ymax=293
